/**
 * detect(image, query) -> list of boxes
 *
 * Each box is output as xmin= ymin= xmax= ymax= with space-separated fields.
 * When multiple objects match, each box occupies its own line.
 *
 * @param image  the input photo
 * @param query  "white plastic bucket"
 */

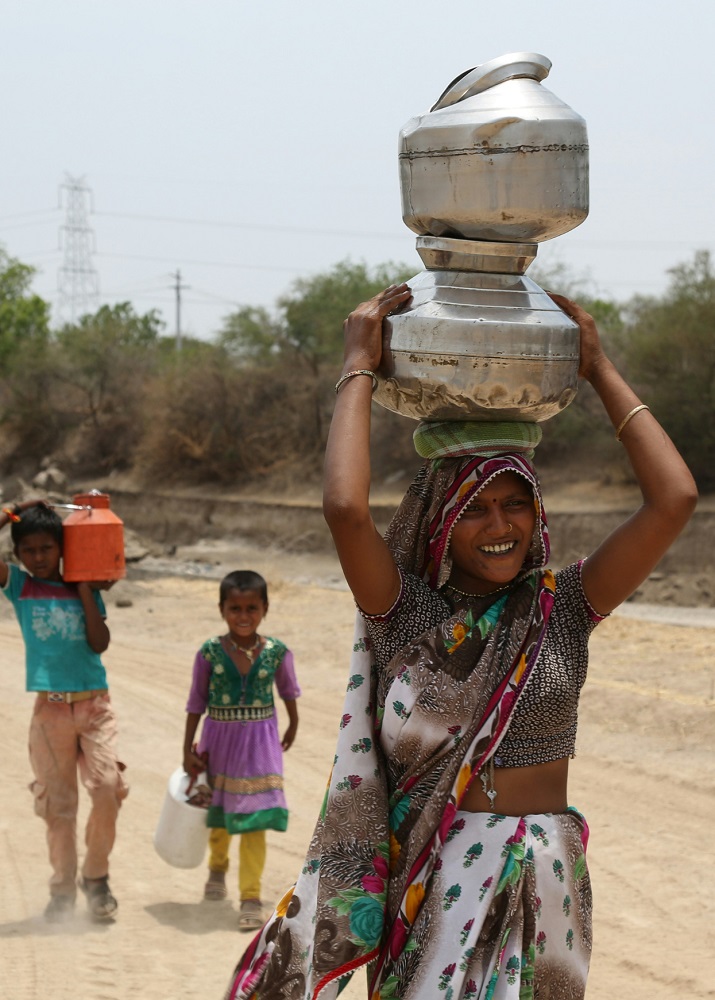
xmin=153 ymin=767 xmax=209 ymax=869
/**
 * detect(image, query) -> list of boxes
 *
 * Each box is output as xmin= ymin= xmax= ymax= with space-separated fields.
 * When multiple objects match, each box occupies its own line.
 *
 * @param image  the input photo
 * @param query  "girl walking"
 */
xmin=182 ymin=569 xmax=300 ymax=932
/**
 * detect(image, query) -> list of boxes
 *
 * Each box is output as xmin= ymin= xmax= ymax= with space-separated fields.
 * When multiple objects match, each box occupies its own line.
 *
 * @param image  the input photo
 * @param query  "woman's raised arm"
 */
xmin=323 ymin=283 xmax=412 ymax=615
xmin=549 ymin=293 xmax=698 ymax=616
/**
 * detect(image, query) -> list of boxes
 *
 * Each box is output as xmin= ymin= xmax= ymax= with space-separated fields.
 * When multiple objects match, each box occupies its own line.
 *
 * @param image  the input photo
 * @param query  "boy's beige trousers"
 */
xmin=28 ymin=693 xmax=128 ymax=899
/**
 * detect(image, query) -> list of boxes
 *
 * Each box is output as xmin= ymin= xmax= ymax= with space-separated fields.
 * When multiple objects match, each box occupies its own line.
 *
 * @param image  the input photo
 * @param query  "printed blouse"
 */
xmin=361 ymin=561 xmax=606 ymax=767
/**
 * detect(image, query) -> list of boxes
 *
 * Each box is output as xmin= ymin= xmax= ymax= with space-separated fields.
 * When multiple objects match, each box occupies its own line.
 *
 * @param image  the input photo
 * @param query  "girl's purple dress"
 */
xmin=185 ymin=635 xmax=300 ymax=834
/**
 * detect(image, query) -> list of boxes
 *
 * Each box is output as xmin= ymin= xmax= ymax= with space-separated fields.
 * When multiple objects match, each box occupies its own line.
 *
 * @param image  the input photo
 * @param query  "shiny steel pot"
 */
xmin=399 ymin=52 xmax=589 ymax=243
xmin=374 ymin=241 xmax=580 ymax=423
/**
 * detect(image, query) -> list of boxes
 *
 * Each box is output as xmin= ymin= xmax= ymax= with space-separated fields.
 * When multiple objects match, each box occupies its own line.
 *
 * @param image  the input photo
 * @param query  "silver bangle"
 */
xmin=615 ymin=403 xmax=650 ymax=442
xmin=335 ymin=369 xmax=378 ymax=394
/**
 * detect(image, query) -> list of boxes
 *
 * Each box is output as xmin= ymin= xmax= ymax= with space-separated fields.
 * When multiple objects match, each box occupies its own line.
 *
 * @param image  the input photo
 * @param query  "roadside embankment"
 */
xmin=106 ymin=486 xmax=715 ymax=608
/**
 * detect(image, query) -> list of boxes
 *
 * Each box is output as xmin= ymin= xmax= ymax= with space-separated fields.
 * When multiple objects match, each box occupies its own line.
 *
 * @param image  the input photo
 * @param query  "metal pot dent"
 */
xmin=399 ymin=52 xmax=589 ymax=243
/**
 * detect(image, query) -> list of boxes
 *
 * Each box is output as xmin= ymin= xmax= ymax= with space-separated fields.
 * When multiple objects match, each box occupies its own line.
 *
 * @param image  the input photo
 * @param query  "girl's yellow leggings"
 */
xmin=208 ymin=827 xmax=266 ymax=901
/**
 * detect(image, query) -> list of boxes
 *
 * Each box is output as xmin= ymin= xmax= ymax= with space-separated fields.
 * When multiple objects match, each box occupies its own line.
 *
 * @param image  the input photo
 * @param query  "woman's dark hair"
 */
xmin=11 ymin=505 xmax=63 ymax=549
xmin=219 ymin=569 xmax=268 ymax=604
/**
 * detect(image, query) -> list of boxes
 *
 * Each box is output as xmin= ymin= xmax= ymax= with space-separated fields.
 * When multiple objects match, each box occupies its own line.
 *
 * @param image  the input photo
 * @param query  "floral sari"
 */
xmin=225 ymin=454 xmax=591 ymax=1000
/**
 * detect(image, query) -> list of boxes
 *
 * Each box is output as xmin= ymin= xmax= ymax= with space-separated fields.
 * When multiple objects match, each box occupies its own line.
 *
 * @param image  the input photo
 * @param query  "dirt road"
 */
xmin=0 ymin=558 xmax=713 ymax=999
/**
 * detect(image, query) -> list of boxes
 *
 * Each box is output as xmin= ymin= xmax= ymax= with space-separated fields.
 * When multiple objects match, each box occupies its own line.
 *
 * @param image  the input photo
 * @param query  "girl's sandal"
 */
xmin=239 ymin=898 xmax=263 ymax=932
xmin=203 ymin=871 xmax=227 ymax=901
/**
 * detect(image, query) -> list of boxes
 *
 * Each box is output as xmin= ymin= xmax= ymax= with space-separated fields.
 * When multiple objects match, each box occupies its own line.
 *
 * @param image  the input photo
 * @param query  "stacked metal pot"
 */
xmin=374 ymin=52 xmax=589 ymax=423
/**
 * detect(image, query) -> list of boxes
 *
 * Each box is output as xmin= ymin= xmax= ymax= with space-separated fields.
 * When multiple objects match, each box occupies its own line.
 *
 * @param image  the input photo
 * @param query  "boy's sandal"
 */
xmin=238 ymin=898 xmax=263 ymax=932
xmin=80 ymin=876 xmax=118 ymax=921
xmin=204 ymin=872 xmax=228 ymax=901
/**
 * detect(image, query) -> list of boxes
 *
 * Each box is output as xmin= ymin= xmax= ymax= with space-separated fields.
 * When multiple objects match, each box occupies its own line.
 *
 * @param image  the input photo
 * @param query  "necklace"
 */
xmin=444 ymin=581 xmax=512 ymax=599
xmin=228 ymin=634 xmax=262 ymax=664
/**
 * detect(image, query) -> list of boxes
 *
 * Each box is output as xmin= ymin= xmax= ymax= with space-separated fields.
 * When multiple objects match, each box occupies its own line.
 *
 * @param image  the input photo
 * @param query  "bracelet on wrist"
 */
xmin=615 ymin=404 xmax=650 ymax=442
xmin=3 ymin=506 xmax=21 ymax=523
xmin=335 ymin=369 xmax=378 ymax=394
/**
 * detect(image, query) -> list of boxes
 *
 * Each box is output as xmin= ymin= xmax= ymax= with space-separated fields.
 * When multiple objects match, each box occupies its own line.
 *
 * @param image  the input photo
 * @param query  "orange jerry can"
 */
xmin=62 ymin=491 xmax=126 ymax=583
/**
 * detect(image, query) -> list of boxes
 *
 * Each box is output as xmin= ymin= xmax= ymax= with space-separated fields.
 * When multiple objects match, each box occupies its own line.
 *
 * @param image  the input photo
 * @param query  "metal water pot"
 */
xmin=399 ymin=52 xmax=589 ymax=242
xmin=373 ymin=53 xmax=587 ymax=423
xmin=373 ymin=245 xmax=581 ymax=423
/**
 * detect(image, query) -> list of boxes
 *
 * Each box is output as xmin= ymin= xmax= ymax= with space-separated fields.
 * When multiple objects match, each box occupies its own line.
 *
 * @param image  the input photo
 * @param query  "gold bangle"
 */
xmin=335 ymin=369 xmax=378 ymax=394
xmin=615 ymin=404 xmax=650 ymax=442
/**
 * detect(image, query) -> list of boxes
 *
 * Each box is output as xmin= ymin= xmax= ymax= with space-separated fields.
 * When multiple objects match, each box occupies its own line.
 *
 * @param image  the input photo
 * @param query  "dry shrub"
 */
xmin=57 ymin=378 xmax=149 ymax=475
xmin=136 ymin=354 xmax=323 ymax=486
xmin=0 ymin=342 xmax=69 ymax=471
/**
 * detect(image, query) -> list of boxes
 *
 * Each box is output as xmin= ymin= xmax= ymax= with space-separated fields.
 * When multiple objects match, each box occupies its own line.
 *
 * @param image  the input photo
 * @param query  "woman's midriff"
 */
xmin=460 ymin=757 xmax=570 ymax=816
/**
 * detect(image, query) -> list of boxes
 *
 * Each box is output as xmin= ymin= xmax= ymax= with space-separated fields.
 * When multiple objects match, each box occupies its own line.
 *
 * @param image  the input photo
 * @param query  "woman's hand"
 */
xmin=341 ymin=283 xmax=412 ymax=373
xmin=548 ymin=292 xmax=607 ymax=383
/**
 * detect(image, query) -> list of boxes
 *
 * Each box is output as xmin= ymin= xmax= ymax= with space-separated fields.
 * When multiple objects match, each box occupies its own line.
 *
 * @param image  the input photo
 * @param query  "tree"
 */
xmin=215 ymin=259 xmax=413 ymax=450
xmin=0 ymin=250 xmax=56 ymax=465
xmin=277 ymin=259 xmax=414 ymax=374
xmin=0 ymin=248 xmax=51 ymax=367
xmin=618 ymin=250 xmax=715 ymax=489
xmin=217 ymin=305 xmax=285 ymax=363
xmin=218 ymin=259 xmax=414 ymax=372
xmin=54 ymin=302 xmax=164 ymax=471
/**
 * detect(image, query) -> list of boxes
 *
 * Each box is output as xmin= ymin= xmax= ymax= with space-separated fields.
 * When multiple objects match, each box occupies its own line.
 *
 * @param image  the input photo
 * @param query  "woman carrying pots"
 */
xmin=226 ymin=284 xmax=696 ymax=1000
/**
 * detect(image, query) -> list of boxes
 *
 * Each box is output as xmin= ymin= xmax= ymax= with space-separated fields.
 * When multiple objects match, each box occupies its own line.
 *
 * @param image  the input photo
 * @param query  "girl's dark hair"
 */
xmin=11 ymin=505 xmax=63 ymax=548
xmin=219 ymin=570 xmax=268 ymax=604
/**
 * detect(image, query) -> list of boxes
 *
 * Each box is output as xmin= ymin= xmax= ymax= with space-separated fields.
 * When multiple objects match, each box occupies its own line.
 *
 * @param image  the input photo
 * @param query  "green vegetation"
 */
xmin=0 ymin=249 xmax=50 ymax=367
xmin=616 ymin=251 xmax=715 ymax=490
xmin=0 ymin=250 xmax=711 ymax=491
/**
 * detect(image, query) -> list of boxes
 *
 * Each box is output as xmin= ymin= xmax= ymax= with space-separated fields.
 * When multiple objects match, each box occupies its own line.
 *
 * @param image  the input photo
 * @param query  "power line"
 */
xmin=95 ymin=249 xmax=302 ymax=274
xmin=181 ymin=284 xmax=242 ymax=306
xmin=87 ymin=209 xmax=715 ymax=249
xmin=94 ymin=209 xmax=405 ymax=242
xmin=0 ymin=215 xmax=62 ymax=233
xmin=22 ymin=242 xmax=691 ymax=289
xmin=11 ymin=202 xmax=713 ymax=254
xmin=0 ymin=207 xmax=59 ymax=223
xmin=19 ymin=247 xmax=301 ymax=277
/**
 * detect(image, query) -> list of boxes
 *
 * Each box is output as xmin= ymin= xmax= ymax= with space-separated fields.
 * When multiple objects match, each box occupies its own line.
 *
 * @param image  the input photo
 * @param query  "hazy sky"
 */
xmin=2 ymin=1 xmax=713 ymax=340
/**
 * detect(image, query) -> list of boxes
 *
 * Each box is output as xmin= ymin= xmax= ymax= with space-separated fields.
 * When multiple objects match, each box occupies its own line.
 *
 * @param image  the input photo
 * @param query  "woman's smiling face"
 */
xmin=447 ymin=471 xmax=537 ymax=594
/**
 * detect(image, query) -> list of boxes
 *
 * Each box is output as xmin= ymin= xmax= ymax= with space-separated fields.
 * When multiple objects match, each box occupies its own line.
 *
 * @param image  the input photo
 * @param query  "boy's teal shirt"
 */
xmin=2 ymin=563 xmax=107 ymax=692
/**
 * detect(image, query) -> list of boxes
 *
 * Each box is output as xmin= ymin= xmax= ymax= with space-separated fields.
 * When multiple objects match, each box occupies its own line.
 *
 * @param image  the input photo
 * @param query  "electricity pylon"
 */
xmin=57 ymin=174 xmax=100 ymax=324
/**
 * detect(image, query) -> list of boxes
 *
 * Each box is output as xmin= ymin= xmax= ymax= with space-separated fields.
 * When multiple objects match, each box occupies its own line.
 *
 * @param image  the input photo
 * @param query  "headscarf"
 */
xmin=385 ymin=451 xmax=549 ymax=590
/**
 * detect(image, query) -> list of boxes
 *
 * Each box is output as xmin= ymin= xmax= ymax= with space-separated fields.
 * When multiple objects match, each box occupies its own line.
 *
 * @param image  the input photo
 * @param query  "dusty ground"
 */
xmin=0 ymin=538 xmax=713 ymax=999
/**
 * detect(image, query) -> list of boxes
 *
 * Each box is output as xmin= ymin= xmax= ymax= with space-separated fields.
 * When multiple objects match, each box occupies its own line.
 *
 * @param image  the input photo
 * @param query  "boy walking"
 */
xmin=0 ymin=499 xmax=127 ymax=922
